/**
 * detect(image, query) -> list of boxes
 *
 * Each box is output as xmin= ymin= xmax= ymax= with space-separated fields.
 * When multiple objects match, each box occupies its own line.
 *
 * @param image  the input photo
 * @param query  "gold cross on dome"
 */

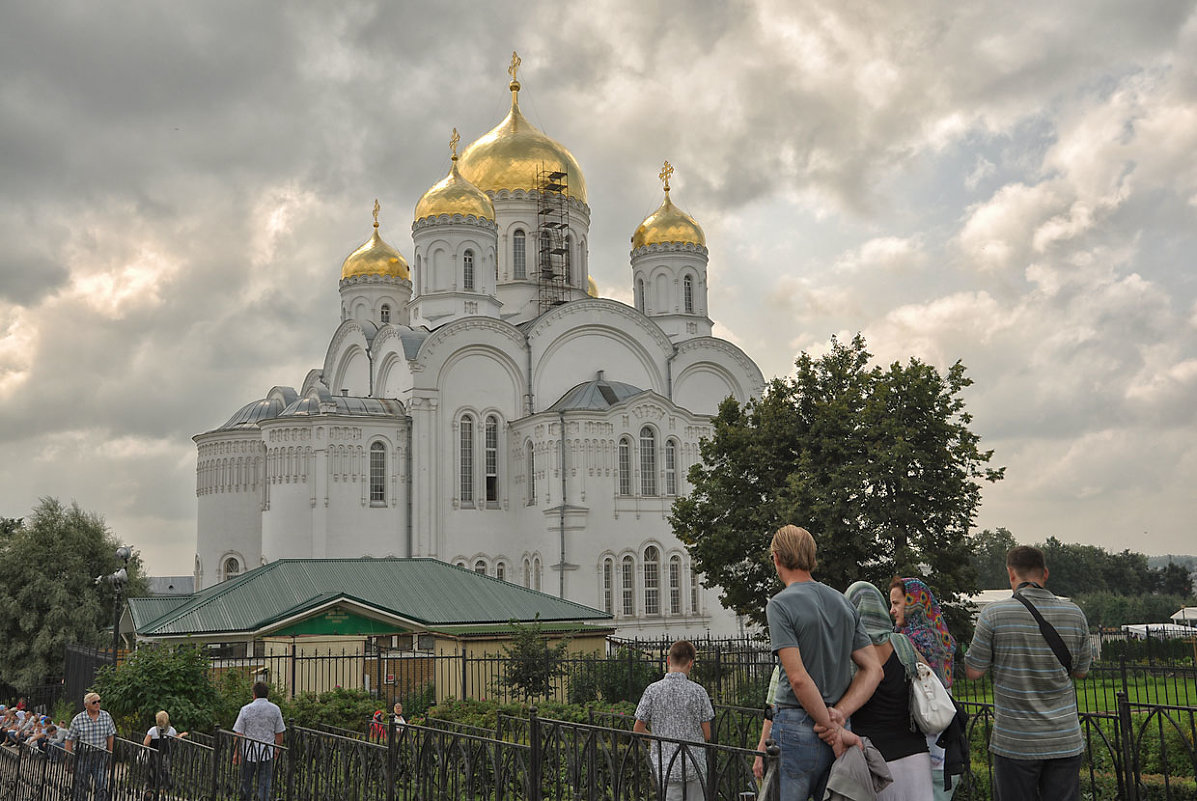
xmin=450 ymin=128 xmax=460 ymax=159
xmin=508 ymin=51 xmax=521 ymax=82
xmin=659 ymin=160 xmax=674 ymax=192
xmin=372 ymin=199 xmax=380 ymax=227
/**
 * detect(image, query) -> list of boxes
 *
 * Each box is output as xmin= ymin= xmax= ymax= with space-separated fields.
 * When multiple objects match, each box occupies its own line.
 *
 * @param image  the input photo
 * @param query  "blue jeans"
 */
xmin=993 ymin=753 xmax=1081 ymax=801
xmin=74 ymin=752 xmax=109 ymax=801
xmin=771 ymin=707 xmax=834 ymax=801
xmin=239 ymin=758 xmax=274 ymax=801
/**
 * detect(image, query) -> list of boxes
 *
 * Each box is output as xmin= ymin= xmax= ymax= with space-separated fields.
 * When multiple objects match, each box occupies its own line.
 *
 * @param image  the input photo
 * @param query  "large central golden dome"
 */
xmin=458 ymin=75 xmax=588 ymax=204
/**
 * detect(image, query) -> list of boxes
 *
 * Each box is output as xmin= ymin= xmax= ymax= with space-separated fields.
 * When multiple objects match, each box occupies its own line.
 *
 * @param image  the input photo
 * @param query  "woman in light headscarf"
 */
xmin=844 ymin=581 xmax=933 ymax=801
xmin=891 ymin=577 xmax=957 ymax=800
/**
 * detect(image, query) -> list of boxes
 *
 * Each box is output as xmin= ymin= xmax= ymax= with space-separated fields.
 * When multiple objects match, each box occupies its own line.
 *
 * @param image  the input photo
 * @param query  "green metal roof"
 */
xmin=129 ymin=558 xmax=611 ymax=638
xmin=128 ymin=596 xmax=190 ymax=630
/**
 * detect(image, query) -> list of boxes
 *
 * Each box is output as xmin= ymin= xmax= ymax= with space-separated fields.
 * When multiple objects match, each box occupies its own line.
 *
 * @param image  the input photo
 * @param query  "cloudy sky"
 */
xmin=3 ymin=1 xmax=1195 ymax=577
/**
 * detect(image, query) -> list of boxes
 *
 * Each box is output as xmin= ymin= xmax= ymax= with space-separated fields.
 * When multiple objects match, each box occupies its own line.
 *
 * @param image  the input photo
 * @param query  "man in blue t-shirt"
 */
xmin=766 ymin=524 xmax=881 ymax=801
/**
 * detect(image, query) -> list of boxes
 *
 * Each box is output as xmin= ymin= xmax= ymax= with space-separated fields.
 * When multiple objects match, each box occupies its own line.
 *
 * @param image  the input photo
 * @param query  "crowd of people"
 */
xmin=0 ymin=698 xmax=69 ymax=753
xmin=635 ymin=524 xmax=1093 ymax=801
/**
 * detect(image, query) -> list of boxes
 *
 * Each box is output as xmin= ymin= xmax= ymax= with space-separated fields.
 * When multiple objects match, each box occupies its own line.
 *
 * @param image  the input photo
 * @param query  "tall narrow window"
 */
xmin=523 ymin=558 xmax=531 ymax=587
xmin=463 ymin=250 xmax=475 ymax=290
xmin=621 ymin=555 xmax=635 ymax=616
xmin=513 ymin=230 xmax=526 ymax=279
xmin=370 ymin=441 xmax=386 ymax=504
xmin=496 ymin=562 xmax=506 ymax=582
xmin=602 ymin=558 xmax=614 ymax=614
xmin=533 ymin=556 xmax=541 ymax=591
xmin=636 ymin=279 xmax=645 ymax=311
xmin=640 ymin=427 xmax=657 ymax=496
xmin=683 ymin=275 xmax=694 ymax=313
xmin=565 ymin=233 xmax=574 ymax=285
xmin=474 ymin=560 xmax=487 ymax=575
xmin=644 ymin=546 xmax=660 ymax=615
xmin=539 ymin=231 xmax=551 ymax=277
xmin=459 ymin=415 xmax=474 ymax=505
xmin=617 ymin=437 xmax=632 ymax=496
xmin=485 ymin=416 xmax=499 ymax=504
xmin=526 ymin=442 xmax=536 ymax=505
xmin=691 ymin=564 xmax=700 ymax=614
xmin=669 ymin=556 xmax=682 ymax=615
xmin=665 ymin=440 xmax=677 ymax=496
xmin=380 ymin=304 xmax=391 ymax=324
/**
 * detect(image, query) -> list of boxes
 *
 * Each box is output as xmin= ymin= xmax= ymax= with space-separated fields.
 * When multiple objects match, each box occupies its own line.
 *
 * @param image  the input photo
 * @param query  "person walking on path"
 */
xmin=766 ymin=524 xmax=882 ymax=801
xmin=633 ymin=640 xmax=715 ymax=801
xmin=232 ymin=682 xmax=286 ymax=801
xmin=965 ymin=545 xmax=1093 ymax=801
xmin=65 ymin=692 xmax=116 ymax=801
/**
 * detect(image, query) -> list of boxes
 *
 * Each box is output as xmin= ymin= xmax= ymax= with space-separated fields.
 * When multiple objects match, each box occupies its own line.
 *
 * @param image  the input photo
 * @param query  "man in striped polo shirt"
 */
xmin=965 ymin=545 xmax=1092 ymax=801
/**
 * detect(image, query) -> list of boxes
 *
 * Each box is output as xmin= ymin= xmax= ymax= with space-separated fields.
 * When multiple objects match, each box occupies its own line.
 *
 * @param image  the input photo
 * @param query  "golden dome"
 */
xmin=632 ymin=191 xmax=706 ymax=249
xmin=587 ymin=275 xmax=599 ymax=298
xmin=414 ymin=145 xmax=496 ymax=223
xmin=458 ymin=65 xmax=588 ymax=204
xmin=341 ymin=201 xmax=410 ymax=281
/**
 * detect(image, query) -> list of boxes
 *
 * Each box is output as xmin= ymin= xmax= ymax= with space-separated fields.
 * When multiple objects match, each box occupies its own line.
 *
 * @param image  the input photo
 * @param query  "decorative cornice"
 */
xmin=674 ymin=336 xmax=766 ymax=396
xmin=411 ymin=214 xmax=498 ymax=233
xmin=338 ymin=274 xmax=412 ymax=289
xmin=525 ymin=298 xmax=674 ymax=358
xmin=630 ymin=241 xmax=709 ymax=258
xmin=487 ymin=189 xmax=591 ymax=218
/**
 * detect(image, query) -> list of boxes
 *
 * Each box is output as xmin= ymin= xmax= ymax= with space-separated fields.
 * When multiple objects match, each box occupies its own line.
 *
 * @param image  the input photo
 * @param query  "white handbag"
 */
xmin=910 ymin=662 xmax=955 ymax=735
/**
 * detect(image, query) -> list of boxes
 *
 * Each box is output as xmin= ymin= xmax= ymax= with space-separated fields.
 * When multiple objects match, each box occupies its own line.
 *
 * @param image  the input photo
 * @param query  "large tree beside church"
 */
xmin=671 ymin=334 xmax=1003 ymax=631
xmin=0 ymin=498 xmax=148 ymax=688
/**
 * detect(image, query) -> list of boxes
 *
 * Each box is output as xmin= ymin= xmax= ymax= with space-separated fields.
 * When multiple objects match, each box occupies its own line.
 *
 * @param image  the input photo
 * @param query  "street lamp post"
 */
xmin=106 ymin=546 xmax=131 ymax=664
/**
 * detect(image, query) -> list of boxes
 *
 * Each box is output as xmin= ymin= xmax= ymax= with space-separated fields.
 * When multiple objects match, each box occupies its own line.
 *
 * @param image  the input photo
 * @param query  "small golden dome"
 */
xmin=458 ymin=63 xmax=588 ymax=204
xmin=632 ymin=192 xmax=706 ymax=249
xmin=341 ymin=201 xmax=410 ymax=281
xmin=414 ymin=146 xmax=496 ymax=223
xmin=587 ymin=276 xmax=599 ymax=298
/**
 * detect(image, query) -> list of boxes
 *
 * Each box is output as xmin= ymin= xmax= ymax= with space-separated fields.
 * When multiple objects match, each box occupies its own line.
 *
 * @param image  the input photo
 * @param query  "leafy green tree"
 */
xmin=498 ymin=618 xmax=572 ymax=702
xmin=970 ymin=528 xmax=1019 ymax=589
xmin=1157 ymin=562 xmax=1193 ymax=598
xmin=0 ymin=498 xmax=148 ymax=688
xmin=672 ymin=335 xmax=1003 ymax=632
xmin=92 ymin=644 xmax=221 ymax=733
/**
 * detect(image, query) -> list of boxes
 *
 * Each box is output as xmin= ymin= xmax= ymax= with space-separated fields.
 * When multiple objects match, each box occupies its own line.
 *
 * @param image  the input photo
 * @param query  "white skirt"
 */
xmin=877 ymin=752 xmax=934 ymax=801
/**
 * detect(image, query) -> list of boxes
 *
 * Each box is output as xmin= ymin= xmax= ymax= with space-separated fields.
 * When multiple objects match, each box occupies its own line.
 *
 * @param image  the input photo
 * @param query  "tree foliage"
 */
xmin=498 ymin=618 xmax=572 ymax=702
xmin=1074 ymin=593 xmax=1193 ymax=630
xmin=0 ymin=498 xmax=148 ymax=688
xmin=671 ymin=335 xmax=1003 ymax=630
xmin=92 ymin=644 xmax=222 ymax=733
xmin=970 ymin=528 xmax=1019 ymax=589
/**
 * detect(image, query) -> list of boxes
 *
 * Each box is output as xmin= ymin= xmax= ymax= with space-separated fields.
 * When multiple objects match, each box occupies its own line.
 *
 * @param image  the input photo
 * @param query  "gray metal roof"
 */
xmin=277 ymin=395 xmax=404 ymax=419
xmin=130 ymin=558 xmax=611 ymax=637
xmin=218 ymin=398 xmax=287 ymax=431
xmin=146 ymin=576 xmax=195 ymax=596
xmin=398 ymin=329 xmax=429 ymax=360
xmin=548 ymin=376 xmax=647 ymax=412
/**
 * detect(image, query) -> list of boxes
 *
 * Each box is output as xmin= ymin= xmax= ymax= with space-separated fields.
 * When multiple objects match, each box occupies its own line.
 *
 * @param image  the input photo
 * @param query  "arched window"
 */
xmin=539 ymin=231 xmax=551 ymax=277
xmin=636 ymin=278 xmax=645 ymax=312
xmin=223 ymin=557 xmax=240 ymax=581
xmin=644 ymin=546 xmax=660 ymax=615
xmin=565 ymin=233 xmax=574 ymax=285
xmin=602 ymin=558 xmax=614 ymax=614
xmin=691 ymin=564 xmax=701 ymax=613
xmin=617 ymin=437 xmax=632 ymax=496
xmin=456 ymin=560 xmax=466 ymax=569
xmin=513 ymin=230 xmax=526 ymax=279
xmin=683 ymin=275 xmax=694 ymax=314
xmin=639 ymin=427 xmax=657 ymax=496
xmin=669 ymin=556 xmax=682 ymax=615
xmin=370 ymin=441 xmax=387 ymax=504
xmin=533 ymin=556 xmax=541 ymax=591
xmin=496 ymin=562 xmax=506 ymax=582
xmin=523 ymin=558 xmax=531 ymax=587
xmin=526 ymin=442 xmax=536 ymax=505
xmin=380 ymin=304 xmax=391 ymax=324
xmin=463 ymin=250 xmax=475 ymax=290
xmin=621 ymin=555 xmax=635 ymax=616
xmin=474 ymin=560 xmax=487 ymax=575
xmin=485 ymin=416 xmax=499 ymax=504
xmin=665 ymin=440 xmax=677 ymax=496
xmin=459 ymin=415 xmax=475 ymax=505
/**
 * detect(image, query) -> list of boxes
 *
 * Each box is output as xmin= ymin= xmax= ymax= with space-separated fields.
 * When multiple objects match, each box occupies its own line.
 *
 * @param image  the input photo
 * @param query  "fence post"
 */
xmin=285 ymin=719 xmax=297 ymax=801
xmin=461 ymin=646 xmax=468 ymax=700
xmin=386 ymin=712 xmax=397 ymax=801
xmin=626 ymin=647 xmax=634 ymax=701
xmin=528 ymin=706 xmax=542 ymax=801
xmin=211 ymin=729 xmax=222 ymax=800
xmin=1120 ymin=656 xmax=1129 ymax=702
xmin=1116 ymin=691 xmax=1139 ymax=801
xmin=714 ymin=646 xmax=723 ymax=701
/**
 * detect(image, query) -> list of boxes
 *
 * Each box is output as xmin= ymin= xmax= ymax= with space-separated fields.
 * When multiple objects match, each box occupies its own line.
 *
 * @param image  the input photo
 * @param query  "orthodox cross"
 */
xmin=508 ymin=51 xmax=521 ymax=83
xmin=450 ymin=128 xmax=460 ymax=159
xmin=659 ymin=160 xmax=674 ymax=193
xmin=372 ymin=199 xmax=380 ymax=228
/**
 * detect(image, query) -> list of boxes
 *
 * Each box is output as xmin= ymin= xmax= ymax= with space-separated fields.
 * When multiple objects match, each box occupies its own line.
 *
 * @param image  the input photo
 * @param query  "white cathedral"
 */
xmin=193 ymin=58 xmax=765 ymax=637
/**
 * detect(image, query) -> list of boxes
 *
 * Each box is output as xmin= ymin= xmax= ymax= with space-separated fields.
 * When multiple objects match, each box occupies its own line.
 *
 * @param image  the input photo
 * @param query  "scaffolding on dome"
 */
xmin=536 ymin=166 xmax=570 ymax=313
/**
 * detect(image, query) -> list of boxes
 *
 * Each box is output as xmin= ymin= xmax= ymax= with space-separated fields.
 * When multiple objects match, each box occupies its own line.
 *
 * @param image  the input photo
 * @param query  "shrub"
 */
xmin=278 ymin=686 xmax=379 ymax=732
xmin=92 ymin=644 xmax=221 ymax=735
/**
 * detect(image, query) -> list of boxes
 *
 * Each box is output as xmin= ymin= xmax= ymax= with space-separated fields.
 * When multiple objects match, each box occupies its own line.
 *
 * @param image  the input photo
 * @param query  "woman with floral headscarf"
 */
xmin=844 ymin=581 xmax=933 ymax=801
xmin=890 ymin=577 xmax=958 ymax=800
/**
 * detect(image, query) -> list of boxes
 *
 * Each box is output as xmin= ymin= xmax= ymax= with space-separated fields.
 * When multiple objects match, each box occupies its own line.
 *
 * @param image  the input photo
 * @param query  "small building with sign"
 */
xmin=126 ymin=557 xmax=614 ymax=701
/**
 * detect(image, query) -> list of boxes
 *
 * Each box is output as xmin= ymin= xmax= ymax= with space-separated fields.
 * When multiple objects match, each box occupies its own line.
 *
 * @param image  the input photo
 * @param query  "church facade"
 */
xmin=194 ymin=58 xmax=764 ymax=637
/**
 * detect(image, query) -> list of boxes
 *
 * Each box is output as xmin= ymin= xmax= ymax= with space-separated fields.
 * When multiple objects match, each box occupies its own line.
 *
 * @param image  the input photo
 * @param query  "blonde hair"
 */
xmin=83 ymin=692 xmax=100 ymax=706
xmin=771 ymin=525 xmax=817 ymax=572
xmin=155 ymin=711 xmax=170 ymax=729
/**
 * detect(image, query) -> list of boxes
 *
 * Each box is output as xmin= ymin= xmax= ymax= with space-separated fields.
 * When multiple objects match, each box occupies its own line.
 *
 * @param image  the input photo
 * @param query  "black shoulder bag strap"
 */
xmin=1013 ymin=589 xmax=1072 ymax=673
